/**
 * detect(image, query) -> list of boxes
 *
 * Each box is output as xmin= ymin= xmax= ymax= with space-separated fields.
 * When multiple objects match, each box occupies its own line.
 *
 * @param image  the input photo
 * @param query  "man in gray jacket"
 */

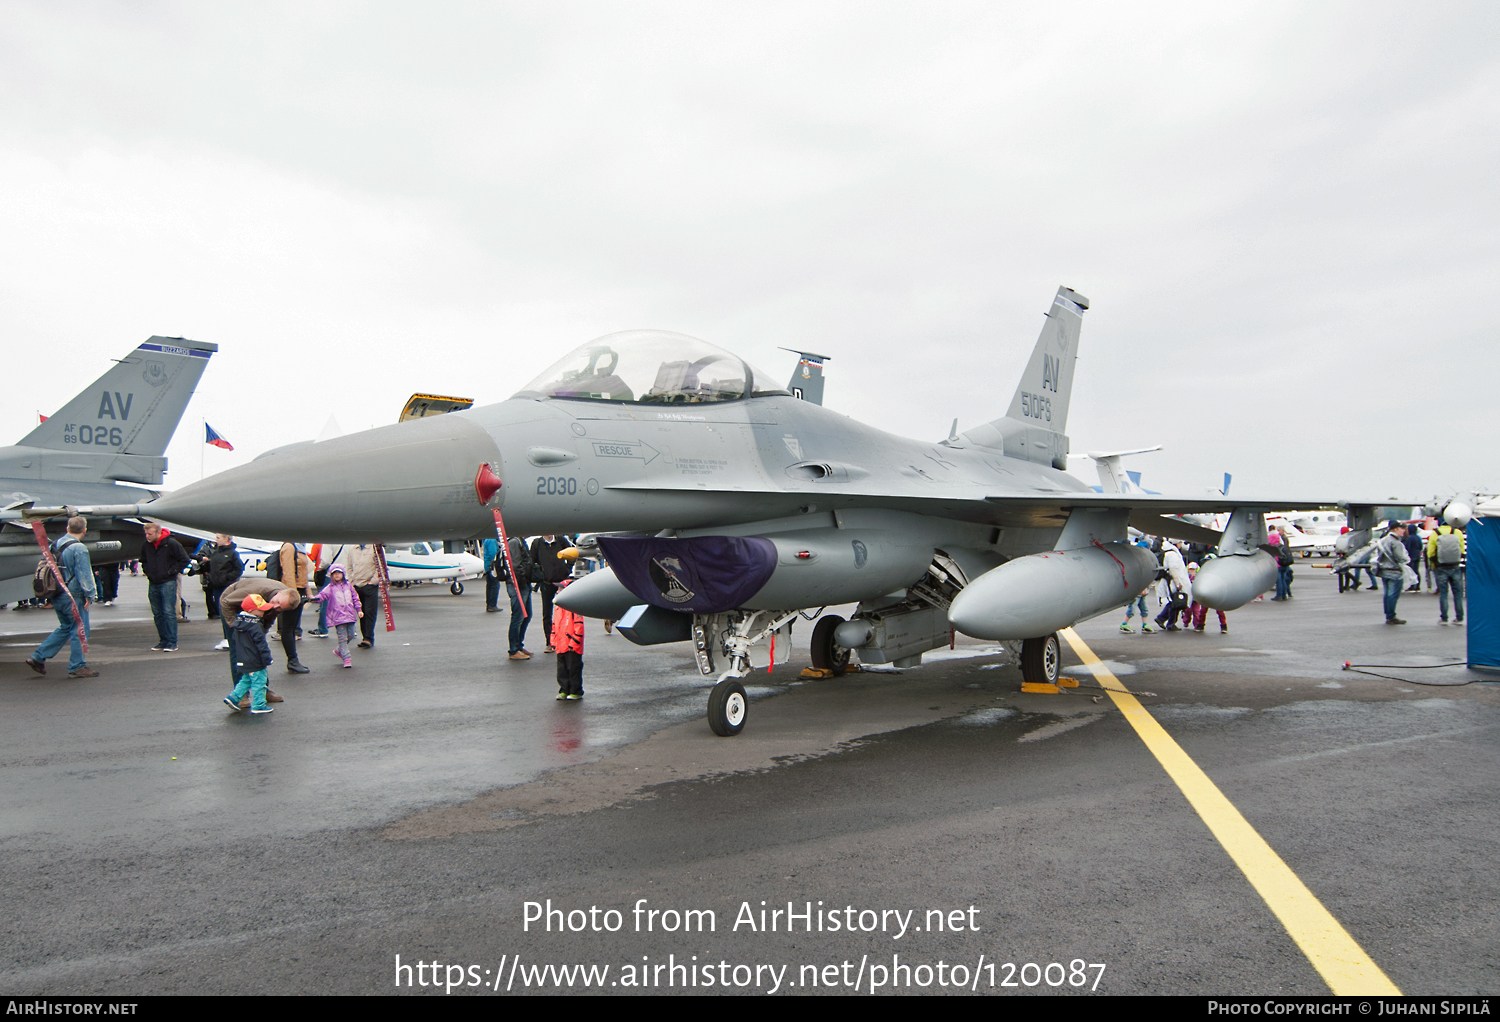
xmin=25 ymin=516 xmax=99 ymax=678
xmin=1374 ymin=521 xmax=1412 ymax=625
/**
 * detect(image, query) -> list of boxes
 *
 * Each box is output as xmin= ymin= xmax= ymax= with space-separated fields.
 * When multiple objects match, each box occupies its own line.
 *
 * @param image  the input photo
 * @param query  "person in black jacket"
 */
xmin=195 ymin=534 xmax=245 ymax=651
xmin=92 ymin=562 xmax=120 ymax=606
xmin=140 ymin=522 xmax=190 ymax=651
xmin=530 ymin=535 xmax=573 ymax=653
xmin=1403 ymin=522 xmax=1425 ymax=593
xmin=223 ymin=594 xmax=276 ymax=714
xmin=505 ymin=535 xmax=534 ymax=659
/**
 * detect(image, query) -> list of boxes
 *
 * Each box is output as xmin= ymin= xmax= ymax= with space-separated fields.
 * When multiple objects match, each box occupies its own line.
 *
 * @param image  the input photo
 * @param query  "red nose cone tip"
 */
xmin=474 ymin=463 xmax=503 ymax=505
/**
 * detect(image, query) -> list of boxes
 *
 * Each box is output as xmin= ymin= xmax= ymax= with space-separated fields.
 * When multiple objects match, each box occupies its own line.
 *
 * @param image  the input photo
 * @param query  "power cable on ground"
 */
xmin=1341 ymin=661 xmax=1477 ymax=686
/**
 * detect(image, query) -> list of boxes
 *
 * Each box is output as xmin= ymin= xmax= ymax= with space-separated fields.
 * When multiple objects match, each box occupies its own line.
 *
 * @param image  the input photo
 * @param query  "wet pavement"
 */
xmin=1 ymin=568 xmax=1495 ymax=994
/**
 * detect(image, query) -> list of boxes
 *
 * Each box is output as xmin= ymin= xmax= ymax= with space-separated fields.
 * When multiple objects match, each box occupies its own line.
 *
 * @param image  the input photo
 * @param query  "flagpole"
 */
xmin=201 ymin=419 xmax=205 ymax=483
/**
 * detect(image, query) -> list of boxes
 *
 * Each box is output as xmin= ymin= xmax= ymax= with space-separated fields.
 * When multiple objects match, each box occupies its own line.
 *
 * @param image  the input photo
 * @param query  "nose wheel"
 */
xmin=449 ymin=581 xmax=464 ymax=596
xmin=707 ymin=678 xmax=747 ymax=736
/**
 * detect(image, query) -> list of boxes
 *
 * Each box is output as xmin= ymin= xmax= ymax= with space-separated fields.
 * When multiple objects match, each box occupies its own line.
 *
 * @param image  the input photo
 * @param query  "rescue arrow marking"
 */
xmin=590 ymin=440 xmax=659 ymax=465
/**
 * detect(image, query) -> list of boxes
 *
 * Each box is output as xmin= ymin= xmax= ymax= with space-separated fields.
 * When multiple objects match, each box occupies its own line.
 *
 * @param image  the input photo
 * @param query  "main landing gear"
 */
xmin=809 ymin=614 xmax=851 ymax=676
xmin=1019 ymin=632 xmax=1061 ymax=687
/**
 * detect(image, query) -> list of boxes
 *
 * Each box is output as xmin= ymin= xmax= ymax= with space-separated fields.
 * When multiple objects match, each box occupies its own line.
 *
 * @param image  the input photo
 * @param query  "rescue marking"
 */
xmin=1057 ymin=627 xmax=1401 ymax=997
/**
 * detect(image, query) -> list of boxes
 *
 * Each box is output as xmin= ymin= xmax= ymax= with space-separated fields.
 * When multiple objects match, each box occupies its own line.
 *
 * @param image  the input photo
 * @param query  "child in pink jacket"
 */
xmin=308 ymin=564 xmax=362 ymax=667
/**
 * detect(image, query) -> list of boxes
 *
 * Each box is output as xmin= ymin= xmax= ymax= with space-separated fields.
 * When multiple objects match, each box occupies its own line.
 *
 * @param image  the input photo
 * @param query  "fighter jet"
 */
xmin=51 ymin=289 xmax=1341 ymax=736
xmin=0 ymin=337 xmax=216 ymax=603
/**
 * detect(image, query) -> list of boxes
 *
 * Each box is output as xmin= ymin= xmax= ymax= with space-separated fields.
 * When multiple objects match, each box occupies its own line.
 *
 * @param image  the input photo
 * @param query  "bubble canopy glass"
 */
xmin=514 ymin=330 xmax=789 ymax=405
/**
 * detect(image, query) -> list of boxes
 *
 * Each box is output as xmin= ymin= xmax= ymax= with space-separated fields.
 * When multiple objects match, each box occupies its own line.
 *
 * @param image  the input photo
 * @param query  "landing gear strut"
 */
xmin=1020 ymin=632 xmax=1061 ymax=687
xmin=694 ymin=608 xmax=799 ymax=737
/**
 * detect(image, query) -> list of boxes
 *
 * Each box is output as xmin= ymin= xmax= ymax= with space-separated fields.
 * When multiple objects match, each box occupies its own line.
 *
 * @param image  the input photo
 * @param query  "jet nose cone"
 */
xmin=150 ymin=413 xmax=502 ymax=543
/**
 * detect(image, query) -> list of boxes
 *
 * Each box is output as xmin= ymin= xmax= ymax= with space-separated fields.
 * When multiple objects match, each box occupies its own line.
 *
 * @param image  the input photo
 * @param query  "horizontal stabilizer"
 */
xmin=1088 ymin=445 xmax=1161 ymax=494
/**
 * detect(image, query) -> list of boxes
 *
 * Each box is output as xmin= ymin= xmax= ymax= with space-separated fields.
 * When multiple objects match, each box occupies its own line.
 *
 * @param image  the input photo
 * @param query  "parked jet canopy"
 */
xmin=514 ymin=330 xmax=789 ymax=405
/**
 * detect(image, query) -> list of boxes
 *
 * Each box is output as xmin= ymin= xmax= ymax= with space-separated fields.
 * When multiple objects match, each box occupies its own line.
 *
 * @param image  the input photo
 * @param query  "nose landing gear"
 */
xmin=694 ymin=608 xmax=800 ymax=736
xmin=707 ymin=678 xmax=748 ymax=736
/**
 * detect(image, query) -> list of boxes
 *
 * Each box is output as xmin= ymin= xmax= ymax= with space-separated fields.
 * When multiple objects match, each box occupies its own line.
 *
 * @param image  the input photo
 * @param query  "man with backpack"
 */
xmin=25 ymin=516 xmax=98 ymax=678
xmin=1427 ymin=520 xmax=1466 ymax=625
xmin=1270 ymin=526 xmax=1295 ymax=601
xmin=1153 ymin=540 xmax=1191 ymax=632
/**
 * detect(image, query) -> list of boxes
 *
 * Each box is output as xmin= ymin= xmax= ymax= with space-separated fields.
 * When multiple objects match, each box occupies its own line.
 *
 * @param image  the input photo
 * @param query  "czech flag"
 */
xmin=205 ymin=423 xmax=234 ymax=451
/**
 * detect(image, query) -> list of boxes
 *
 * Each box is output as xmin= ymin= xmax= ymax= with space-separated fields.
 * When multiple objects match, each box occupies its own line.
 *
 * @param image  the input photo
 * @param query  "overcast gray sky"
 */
xmin=2 ymin=1 xmax=1495 ymax=502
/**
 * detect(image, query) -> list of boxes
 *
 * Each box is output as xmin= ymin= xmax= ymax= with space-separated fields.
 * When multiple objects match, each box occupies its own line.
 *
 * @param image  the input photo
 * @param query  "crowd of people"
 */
xmin=1117 ymin=519 xmax=1468 ymax=634
xmin=1338 ymin=517 xmax=1468 ymax=626
xmin=16 ymin=514 xmax=1467 ymax=697
xmin=1117 ymin=534 xmax=1232 ymax=635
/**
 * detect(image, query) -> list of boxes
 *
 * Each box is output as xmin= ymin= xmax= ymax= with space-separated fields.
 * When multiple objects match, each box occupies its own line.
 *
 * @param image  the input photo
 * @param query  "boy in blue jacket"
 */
xmin=224 ymin=594 xmax=276 ymax=714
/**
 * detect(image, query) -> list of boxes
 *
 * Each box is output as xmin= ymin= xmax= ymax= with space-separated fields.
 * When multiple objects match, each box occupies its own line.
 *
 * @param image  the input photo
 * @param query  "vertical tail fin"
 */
xmin=16 ymin=336 xmax=217 ymax=485
xmin=19 ymin=337 xmax=216 ymax=457
xmin=780 ymin=349 xmax=829 ymax=405
xmin=1004 ymin=286 xmax=1087 ymax=433
xmin=959 ymin=286 xmax=1087 ymax=469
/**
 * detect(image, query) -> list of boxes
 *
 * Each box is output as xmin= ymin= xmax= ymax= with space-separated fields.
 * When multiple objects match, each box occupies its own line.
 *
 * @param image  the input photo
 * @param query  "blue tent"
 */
xmin=1468 ymin=515 xmax=1500 ymax=672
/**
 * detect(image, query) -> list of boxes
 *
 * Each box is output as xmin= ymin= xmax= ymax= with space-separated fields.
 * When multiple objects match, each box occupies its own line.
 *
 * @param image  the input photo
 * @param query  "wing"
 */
xmin=603 ymin=480 xmax=1342 ymax=543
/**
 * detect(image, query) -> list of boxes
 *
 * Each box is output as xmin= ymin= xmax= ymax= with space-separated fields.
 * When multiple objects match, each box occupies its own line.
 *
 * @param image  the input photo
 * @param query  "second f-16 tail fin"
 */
xmin=780 ymin=349 xmax=829 ymax=405
xmin=15 ymin=336 xmax=217 ymax=485
xmin=959 ymin=286 xmax=1087 ymax=470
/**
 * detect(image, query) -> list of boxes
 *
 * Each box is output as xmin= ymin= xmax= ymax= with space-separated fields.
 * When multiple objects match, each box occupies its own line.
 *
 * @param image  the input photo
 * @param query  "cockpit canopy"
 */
xmin=514 ymin=330 xmax=789 ymax=405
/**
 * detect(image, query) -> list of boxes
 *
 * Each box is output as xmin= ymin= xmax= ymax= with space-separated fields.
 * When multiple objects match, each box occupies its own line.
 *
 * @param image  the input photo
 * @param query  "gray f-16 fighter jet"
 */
xmin=50 ymin=289 xmax=1325 ymax=735
xmin=0 ymin=337 xmax=216 ymax=603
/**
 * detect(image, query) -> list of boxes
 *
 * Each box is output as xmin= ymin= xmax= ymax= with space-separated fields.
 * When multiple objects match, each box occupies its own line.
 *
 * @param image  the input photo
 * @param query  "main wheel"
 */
xmin=450 ymin=581 xmax=464 ymax=595
xmin=1020 ymin=633 xmax=1061 ymax=687
xmin=707 ymin=678 xmax=748 ymax=737
xmin=809 ymin=615 xmax=851 ymax=676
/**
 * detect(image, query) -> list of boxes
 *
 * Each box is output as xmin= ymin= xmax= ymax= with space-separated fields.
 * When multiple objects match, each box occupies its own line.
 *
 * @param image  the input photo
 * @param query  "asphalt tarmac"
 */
xmin=1 ymin=567 xmax=1495 ymax=995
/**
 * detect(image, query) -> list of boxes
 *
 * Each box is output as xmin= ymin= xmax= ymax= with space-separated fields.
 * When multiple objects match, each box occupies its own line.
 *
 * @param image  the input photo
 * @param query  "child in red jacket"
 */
xmin=552 ymin=579 xmax=585 ymax=700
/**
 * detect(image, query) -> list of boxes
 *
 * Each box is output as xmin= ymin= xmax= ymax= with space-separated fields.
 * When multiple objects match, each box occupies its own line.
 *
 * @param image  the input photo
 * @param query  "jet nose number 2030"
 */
xmin=536 ymin=476 xmax=579 ymax=496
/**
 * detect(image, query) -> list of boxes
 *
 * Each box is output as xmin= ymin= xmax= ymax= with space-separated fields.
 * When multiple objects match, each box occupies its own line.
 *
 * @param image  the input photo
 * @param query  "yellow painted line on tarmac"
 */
xmin=1057 ymin=627 xmax=1401 ymax=996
